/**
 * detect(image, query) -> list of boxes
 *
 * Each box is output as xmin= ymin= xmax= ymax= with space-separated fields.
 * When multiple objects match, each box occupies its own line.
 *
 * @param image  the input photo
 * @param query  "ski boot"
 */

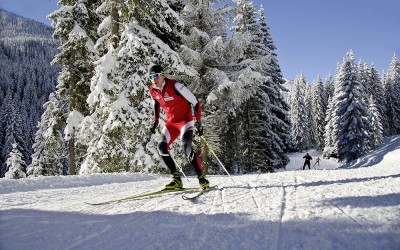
xmin=198 ymin=173 xmax=209 ymax=189
xmin=165 ymin=172 xmax=182 ymax=189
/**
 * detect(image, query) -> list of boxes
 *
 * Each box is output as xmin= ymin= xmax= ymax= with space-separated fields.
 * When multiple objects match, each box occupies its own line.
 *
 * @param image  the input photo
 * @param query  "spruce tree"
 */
xmin=290 ymin=73 xmax=307 ymax=151
xmin=4 ymin=142 xmax=26 ymax=179
xmin=323 ymin=95 xmax=335 ymax=157
xmin=331 ymin=51 xmax=371 ymax=162
xmin=27 ymin=93 xmax=65 ymax=176
xmin=368 ymin=95 xmax=383 ymax=150
xmin=178 ymin=0 xmax=231 ymax=174
xmin=48 ymin=0 xmax=100 ymax=175
xmin=311 ymin=75 xmax=326 ymax=150
xmin=384 ymin=54 xmax=400 ymax=135
xmin=225 ymin=1 xmax=290 ymax=171
xmin=1 ymin=100 xmax=28 ymax=176
xmin=368 ymin=65 xmax=386 ymax=129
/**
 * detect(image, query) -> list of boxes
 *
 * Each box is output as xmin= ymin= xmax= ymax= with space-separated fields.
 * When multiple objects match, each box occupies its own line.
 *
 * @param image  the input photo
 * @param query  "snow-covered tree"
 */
xmin=324 ymin=74 xmax=334 ymax=108
xmin=331 ymin=51 xmax=371 ymax=162
xmin=323 ymin=95 xmax=335 ymax=153
xmin=367 ymin=95 xmax=383 ymax=150
xmin=1 ymin=100 xmax=28 ymax=176
xmin=384 ymin=54 xmax=400 ymax=135
xmin=48 ymin=0 xmax=100 ymax=175
xmin=311 ymin=75 xmax=326 ymax=149
xmin=255 ymin=4 xmax=291 ymax=167
xmin=222 ymin=1 xmax=290 ymax=171
xmin=368 ymin=66 xmax=386 ymax=127
xmin=27 ymin=93 xmax=65 ymax=176
xmin=178 ymin=0 xmax=232 ymax=174
xmin=290 ymin=73 xmax=307 ymax=150
xmin=4 ymin=142 xmax=26 ymax=179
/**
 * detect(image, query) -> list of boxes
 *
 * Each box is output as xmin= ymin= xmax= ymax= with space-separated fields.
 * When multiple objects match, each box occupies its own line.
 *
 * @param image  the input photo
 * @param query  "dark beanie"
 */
xmin=149 ymin=65 xmax=164 ymax=74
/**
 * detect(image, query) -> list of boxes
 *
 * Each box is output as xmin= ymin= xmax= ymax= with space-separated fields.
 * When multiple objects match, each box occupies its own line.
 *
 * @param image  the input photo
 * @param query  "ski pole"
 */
xmin=170 ymin=154 xmax=190 ymax=182
xmin=200 ymin=136 xmax=235 ymax=183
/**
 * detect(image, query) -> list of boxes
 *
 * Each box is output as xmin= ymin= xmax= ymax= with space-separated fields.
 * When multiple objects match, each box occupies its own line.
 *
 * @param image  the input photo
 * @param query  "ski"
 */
xmin=85 ymin=187 xmax=200 ymax=205
xmin=182 ymin=186 xmax=218 ymax=200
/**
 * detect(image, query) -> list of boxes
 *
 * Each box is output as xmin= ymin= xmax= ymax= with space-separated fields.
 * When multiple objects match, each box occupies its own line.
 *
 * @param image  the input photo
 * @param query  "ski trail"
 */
xmin=208 ymin=187 xmax=225 ymax=214
xmin=276 ymin=182 xmax=287 ymax=250
xmin=64 ymin=224 xmax=113 ymax=250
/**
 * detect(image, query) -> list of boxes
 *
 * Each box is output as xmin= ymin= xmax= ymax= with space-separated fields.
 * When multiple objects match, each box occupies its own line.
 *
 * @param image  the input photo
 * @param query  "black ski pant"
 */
xmin=158 ymin=129 xmax=202 ymax=176
xmin=303 ymin=162 xmax=311 ymax=170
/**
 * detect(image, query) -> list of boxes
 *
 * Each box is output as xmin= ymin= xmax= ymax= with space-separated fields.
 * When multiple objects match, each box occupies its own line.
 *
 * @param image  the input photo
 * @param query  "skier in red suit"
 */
xmin=148 ymin=65 xmax=209 ymax=189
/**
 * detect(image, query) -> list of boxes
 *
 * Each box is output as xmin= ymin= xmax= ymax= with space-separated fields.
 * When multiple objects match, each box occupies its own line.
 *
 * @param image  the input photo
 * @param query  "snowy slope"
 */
xmin=1 ymin=137 xmax=399 ymax=250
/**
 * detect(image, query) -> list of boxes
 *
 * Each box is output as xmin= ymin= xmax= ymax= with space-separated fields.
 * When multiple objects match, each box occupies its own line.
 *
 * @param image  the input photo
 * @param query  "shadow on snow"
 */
xmin=0 ymin=208 xmax=398 ymax=250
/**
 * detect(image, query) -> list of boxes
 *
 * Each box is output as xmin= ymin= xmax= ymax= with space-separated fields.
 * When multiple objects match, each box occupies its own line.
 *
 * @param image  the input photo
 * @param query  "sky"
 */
xmin=1 ymin=136 xmax=399 ymax=249
xmin=0 ymin=0 xmax=399 ymax=81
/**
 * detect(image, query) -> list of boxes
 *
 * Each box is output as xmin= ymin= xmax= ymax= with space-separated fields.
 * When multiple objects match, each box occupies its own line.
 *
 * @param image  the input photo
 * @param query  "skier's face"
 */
xmin=150 ymin=73 xmax=165 ymax=87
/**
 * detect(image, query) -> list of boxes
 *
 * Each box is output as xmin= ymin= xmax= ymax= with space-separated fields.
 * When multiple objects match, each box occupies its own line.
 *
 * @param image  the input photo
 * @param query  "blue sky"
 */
xmin=1 ymin=0 xmax=399 ymax=81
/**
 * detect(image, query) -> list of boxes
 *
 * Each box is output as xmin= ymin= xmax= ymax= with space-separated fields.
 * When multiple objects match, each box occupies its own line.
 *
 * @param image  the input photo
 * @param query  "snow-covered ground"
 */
xmin=1 ymin=137 xmax=399 ymax=250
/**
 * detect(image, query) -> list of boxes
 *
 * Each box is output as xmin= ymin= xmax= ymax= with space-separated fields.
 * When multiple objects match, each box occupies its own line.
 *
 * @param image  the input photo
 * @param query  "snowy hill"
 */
xmin=1 ymin=136 xmax=399 ymax=250
xmin=0 ymin=8 xmax=53 ymax=40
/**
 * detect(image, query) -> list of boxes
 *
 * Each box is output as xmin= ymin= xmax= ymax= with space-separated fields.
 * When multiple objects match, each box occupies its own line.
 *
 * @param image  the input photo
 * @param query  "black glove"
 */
xmin=150 ymin=120 xmax=159 ymax=134
xmin=195 ymin=121 xmax=203 ymax=136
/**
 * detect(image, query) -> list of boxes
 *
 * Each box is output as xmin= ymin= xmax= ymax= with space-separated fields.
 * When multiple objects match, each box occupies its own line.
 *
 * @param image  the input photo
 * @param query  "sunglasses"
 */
xmin=149 ymin=73 xmax=161 ymax=80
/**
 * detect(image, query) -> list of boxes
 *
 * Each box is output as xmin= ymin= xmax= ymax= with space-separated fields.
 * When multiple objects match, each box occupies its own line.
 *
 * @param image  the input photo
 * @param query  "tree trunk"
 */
xmin=68 ymin=50 xmax=76 ymax=175
xmin=111 ymin=1 xmax=119 ymax=49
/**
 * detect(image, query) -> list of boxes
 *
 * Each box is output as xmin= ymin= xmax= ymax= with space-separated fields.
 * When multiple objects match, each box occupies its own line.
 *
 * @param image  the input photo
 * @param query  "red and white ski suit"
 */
xmin=150 ymin=78 xmax=203 ymax=175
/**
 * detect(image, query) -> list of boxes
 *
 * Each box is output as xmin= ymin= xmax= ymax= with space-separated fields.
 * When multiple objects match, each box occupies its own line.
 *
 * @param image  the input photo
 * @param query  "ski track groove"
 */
xmin=276 ymin=180 xmax=288 ymax=250
xmin=293 ymin=175 xmax=380 ymax=249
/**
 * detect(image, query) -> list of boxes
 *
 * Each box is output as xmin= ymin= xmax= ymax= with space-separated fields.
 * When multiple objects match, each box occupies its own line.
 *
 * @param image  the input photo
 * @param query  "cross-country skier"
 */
xmin=314 ymin=157 xmax=320 ymax=167
xmin=303 ymin=153 xmax=313 ymax=170
xmin=148 ymin=65 xmax=209 ymax=189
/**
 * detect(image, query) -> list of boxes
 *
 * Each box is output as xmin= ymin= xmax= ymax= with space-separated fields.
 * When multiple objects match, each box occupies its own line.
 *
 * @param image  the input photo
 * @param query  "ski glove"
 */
xmin=195 ymin=121 xmax=203 ymax=136
xmin=150 ymin=120 xmax=159 ymax=134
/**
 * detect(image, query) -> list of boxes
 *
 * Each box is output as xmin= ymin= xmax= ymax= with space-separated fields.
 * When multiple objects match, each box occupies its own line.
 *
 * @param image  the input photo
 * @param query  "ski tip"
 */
xmin=84 ymin=202 xmax=102 ymax=206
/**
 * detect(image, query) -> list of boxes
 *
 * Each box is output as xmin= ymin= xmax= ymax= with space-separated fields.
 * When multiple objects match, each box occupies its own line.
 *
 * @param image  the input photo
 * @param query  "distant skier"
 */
xmin=303 ymin=153 xmax=313 ymax=170
xmin=314 ymin=157 xmax=320 ymax=167
xmin=148 ymin=65 xmax=209 ymax=189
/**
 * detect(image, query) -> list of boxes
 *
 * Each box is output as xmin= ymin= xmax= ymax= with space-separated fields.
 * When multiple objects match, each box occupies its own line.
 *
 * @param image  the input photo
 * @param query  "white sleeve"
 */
xmin=174 ymin=82 xmax=198 ymax=106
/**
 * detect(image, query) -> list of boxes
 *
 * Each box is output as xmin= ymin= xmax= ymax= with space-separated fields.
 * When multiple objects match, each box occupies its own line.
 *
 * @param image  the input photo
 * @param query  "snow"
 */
xmin=1 ymin=137 xmax=399 ymax=250
xmin=64 ymin=110 xmax=84 ymax=140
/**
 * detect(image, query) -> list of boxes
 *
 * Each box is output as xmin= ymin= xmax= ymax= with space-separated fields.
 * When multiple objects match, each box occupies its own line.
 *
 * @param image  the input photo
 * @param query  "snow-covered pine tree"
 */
xmin=367 ymin=95 xmax=383 ymax=150
xmin=4 ymin=142 xmax=26 ymax=179
xmin=384 ymin=54 xmax=400 ymax=135
xmin=311 ymin=75 xmax=326 ymax=150
xmin=178 ymin=0 xmax=232 ymax=174
xmin=331 ymin=51 xmax=371 ymax=162
xmin=48 ymin=0 xmax=100 ymax=175
xmin=80 ymin=0 xmax=195 ymax=174
xmin=1 ymin=100 xmax=28 ymax=177
xmin=324 ymin=74 xmax=334 ymax=108
xmin=359 ymin=62 xmax=386 ymax=150
xmin=27 ymin=93 xmax=65 ymax=176
xmin=225 ymin=1 xmax=290 ymax=171
xmin=290 ymin=73 xmax=307 ymax=151
xmin=304 ymin=83 xmax=314 ymax=149
xmin=368 ymin=65 xmax=386 ymax=130
xmin=253 ymin=4 xmax=291 ymax=168
xmin=323 ymin=95 xmax=335 ymax=157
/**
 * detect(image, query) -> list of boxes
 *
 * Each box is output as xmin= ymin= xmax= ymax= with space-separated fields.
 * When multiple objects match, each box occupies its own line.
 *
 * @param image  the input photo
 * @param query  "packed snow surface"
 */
xmin=1 ymin=137 xmax=399 ymax=250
